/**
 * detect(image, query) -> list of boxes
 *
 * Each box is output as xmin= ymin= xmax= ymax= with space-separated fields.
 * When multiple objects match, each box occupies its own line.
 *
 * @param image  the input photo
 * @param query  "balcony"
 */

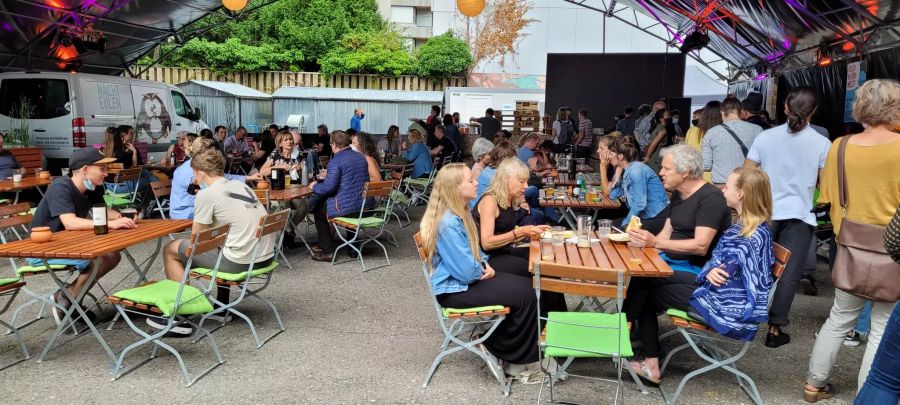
xmin=396 ymin=24 xmax=432 ymax=39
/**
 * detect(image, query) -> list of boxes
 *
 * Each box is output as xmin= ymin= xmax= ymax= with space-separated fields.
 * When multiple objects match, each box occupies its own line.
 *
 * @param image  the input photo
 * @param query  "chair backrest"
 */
xmin=363 ymin=181 xmax=394 ymax=199
xmin=185 ymin=224 xmax=230 ymax=258
xmin=108 ymin=163 xmax=124 ymax=170
xmin=772 ymin=242 xmax=790 ymax=280
xmin=114 ymin=167 xmax=142 ymax=183
xmin=533 ymin=262 xmax=626 ymax=300
xmin=7 ymin=147 xmax=42 ymax=171
xmin=136 ymin=141 xmax=148 ymax=163
xmin=401 ymin=163 xmax=414 ymax=180
xmin=257 ymin=208 xmax=290 ymax=239
xmin=150 ymin=179 xmax=172 ymax=199
xmin=413 ymin=232 xmax=451 ymax=321
xmin=0 ymin=203 xmax=33 ymax=232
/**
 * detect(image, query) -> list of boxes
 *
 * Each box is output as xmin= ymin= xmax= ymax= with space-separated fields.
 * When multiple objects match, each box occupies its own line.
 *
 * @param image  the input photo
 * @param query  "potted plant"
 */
xmin=4 ymin=97 xmax=44 ymax=171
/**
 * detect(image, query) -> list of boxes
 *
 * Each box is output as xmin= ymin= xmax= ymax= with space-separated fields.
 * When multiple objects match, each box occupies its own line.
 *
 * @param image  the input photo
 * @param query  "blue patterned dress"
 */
xmin=689 ymin=222 xmax=775 ymax=341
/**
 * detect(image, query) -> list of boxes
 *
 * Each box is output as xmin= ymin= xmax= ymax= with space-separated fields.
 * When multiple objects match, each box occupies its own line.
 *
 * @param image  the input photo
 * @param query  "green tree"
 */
xmin=414 ymin=32 xmax=473 ymax=77
xmin=175 ymin=38 xmax=304 ymax=72
xmin=319 ymin=30 xmax=414 ymax=76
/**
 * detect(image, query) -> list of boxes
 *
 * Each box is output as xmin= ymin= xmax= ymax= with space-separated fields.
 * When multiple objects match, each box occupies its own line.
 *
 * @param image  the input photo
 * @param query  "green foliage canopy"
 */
xmin=414 ymin=32 xmax=473 ymax=77
xmin=319 ymin=30 xmax=414 ymax=76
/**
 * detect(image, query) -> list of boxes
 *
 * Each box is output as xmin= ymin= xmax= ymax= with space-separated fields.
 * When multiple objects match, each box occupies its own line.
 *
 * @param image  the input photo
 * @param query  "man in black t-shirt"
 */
xmin=30 ymin=148 xmax=137 ymax=324
xmin=429 ymin=125 xmax=458 ymax=165
xmin=314 ymin=124 xmax=332 ymax=159
xmin=629 ymin=144 xmax=731 ymax=268
xmin=471 ymin=108 xmax=500 ymax=143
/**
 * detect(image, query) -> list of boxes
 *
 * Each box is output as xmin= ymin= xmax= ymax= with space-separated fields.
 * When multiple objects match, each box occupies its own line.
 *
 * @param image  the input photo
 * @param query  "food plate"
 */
xmin=608 ymin=233 xmax=630 ymax=243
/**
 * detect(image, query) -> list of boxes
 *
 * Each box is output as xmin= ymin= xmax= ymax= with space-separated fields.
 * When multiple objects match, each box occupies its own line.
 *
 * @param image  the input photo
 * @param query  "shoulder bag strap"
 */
xmin=720 ymin=124 xmax=749 ymax=157
xmin=837 ymin=135 xmax=853 ymax=215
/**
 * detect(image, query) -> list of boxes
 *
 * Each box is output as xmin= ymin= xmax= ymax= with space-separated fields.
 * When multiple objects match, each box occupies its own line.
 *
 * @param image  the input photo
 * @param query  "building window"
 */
xmin=401 ymin=37 xmax=415 ymax=51
xmin=415 ymin=9 xmax=432 ymax=27
xmin=391 ymin=6 xmax=415 ymax=24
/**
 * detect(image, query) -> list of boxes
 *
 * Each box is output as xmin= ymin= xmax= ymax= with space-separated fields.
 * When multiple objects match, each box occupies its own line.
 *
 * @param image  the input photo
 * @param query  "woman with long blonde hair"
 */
xmin=420 ymin=163 xmax=542 ymax=378
xmin=626 ymin=167 xmax=775 ymax=384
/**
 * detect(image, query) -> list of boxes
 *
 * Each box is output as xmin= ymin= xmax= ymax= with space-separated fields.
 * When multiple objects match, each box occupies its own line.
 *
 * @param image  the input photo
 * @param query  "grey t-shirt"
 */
xmin=0 ymin=150 xmax=20 ymax=180
xmin=194 ymin=178 xmax=275 ymax=264
xmin=701 ymin=119 xmax=763 ymax=183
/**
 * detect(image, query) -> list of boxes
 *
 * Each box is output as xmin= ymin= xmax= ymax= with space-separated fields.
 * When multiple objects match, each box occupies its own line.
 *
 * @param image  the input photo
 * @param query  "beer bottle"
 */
xmin=92 ymin=203 xmax=108 ymax=235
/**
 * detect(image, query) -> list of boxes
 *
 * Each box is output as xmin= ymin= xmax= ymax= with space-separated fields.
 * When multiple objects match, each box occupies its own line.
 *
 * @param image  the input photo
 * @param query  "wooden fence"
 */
xmin=130 ymin=66 xmax=466 ymax=93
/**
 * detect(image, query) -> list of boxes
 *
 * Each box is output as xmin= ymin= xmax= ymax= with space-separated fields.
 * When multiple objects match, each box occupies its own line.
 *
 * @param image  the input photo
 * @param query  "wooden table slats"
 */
xmin=540 ymin=192 xmax=620 ymax=209
xmin=0 ymin=219 xmax=192 ymax=260
xmin=556 ymin=164 xmax=594 ymax=173
xmin=267 ymin=185 xmax=312 ymax=202
xmin=530 ymin=231 xmax=673 ymax=278
xmin=0 ymin=177 xmax=51 ymax=192
xmin=543 ymin=172 xmax=602 ymax=187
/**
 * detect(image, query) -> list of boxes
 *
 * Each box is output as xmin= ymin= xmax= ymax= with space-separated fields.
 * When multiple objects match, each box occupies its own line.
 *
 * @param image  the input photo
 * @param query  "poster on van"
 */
xmin=135 ymin=92 xmax=172 ymax=144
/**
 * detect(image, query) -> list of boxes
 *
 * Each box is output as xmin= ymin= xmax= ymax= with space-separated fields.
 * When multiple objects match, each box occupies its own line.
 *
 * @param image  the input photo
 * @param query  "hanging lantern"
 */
xmin=222 ymin=0 xmax=248 ymax=12
xmin=456 ymin=0 xmax=486 ymax=17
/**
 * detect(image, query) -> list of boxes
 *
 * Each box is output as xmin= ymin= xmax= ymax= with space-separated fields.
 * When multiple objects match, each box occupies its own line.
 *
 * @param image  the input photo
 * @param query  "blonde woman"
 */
xmin=259 ymin=130 xmax=301 ymax=178
xmin=804 ymin=78 xmax=900 ymax=402
xmin=421 ymin=163 xmax=541 ymax=380
xmin=626 ymin=167 xmax=775 ymax=384
xmin=402 ymin=128 xmax=433 ymax=178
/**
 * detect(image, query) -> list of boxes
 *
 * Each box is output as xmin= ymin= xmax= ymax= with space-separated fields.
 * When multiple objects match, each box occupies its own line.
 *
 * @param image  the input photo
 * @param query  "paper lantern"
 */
xmin=222 ymin=0 xmax=248 ymax=12
xmin=457 ymin=0 xmax=485 ymax=17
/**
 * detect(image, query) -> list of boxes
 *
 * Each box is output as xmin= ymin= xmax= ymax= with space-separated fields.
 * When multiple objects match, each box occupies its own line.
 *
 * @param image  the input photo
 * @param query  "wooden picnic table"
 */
xmin=557 ymin=164 xmax=594 ymax=173
xmin=0 ymin=218 xmax=192 ymax=364
xmin=0 ymin=176 xmax=51 ymax=204
xmin=541 ymin=192 xmax=621 ymax=230
xmin=543 ymin=172 xmax=602 ymax=187
xmin=267 ymin=184 xmax=312 ymax=202
xmin=528 ymin=231 xmax=673 ymax=278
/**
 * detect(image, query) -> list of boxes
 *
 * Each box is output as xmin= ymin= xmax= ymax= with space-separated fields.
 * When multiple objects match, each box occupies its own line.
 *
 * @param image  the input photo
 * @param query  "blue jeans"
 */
xmin=856 ymin=302 xmax=871 ymax=333
xmin=854 ymin=303 xmax=900 ymax=404
xmin=26 ymin=258 xmax=91 ymax=272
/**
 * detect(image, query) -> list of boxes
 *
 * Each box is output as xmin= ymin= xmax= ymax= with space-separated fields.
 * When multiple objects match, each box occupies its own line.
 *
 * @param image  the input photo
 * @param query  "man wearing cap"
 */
xmin=741 ymin=92 xmax=772 ymax=130
xmin=29 ymin=148 xmax=137 ymax=324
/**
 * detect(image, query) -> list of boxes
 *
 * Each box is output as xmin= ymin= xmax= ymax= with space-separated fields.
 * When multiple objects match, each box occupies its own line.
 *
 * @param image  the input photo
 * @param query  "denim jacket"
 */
xmin=430 ymin=210 xmax=489 ymax=295
xmin=403 ymin=142 xmax=433 ymax=178
xmin=609 ymin=161 xmax=669 ymax=228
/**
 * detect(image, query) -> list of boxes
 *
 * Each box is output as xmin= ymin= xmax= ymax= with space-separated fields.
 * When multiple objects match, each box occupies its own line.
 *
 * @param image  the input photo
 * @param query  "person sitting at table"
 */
xmin=625 ymin=167 xmax=774 ymax=383
xmin=223 ymin=126 xmax=250 ymax=156
xmin=472 ymin=141 xmax=518 ymax=209
xmin=518 ymin=132 xmax=551 ymax=178
xmin=421 ymin=162 xmax=545 ymax=382
xmin=402 ymin=128 xmax=433 ymax=179
xmin=166 ymin=133 xmax=191 ymax=166
xmin=607 ymin=138 xmax=669 ymax=235
xmin=473 ymin=158 xmax=549 ymax=275
xmin=596 ymin=134 xmax=624 ymax=195
xmin=314 ymin=124 xmax=332 ymax=159
xmin=0 ymin=132 xmax=21 ymax=179
xmin=377 ymin=125 xmax=403 ymax=156
xmin=169 ymin=138 xmax=260 ymax=220
xmin=153 ymin=147 xmax=277 ymax=335
xmin=534 ymin=140 xmax=556 ymax=172
xmin=29 ymin=148 xmax=137 ymax=324
xmin=429 ymin=125 xmax=458 ymax=165
xmin=309 ymin=130 xmax=370 ymax=262
xmin=470 ymin=137 xmax=494 ymax=179
xmin=104 ymin=126 xmax=138 ymax=169
xmin=352 ymin=132 xmax=383 ymax=183
xmin=258 ymin=130 xmax=307 ymax=248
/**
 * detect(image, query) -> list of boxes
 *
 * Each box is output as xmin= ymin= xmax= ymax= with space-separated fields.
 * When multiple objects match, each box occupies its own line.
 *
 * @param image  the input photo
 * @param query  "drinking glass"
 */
xmin=541 ymin=244 xmax=555 ymax=261
xmin=34 ymin=168 xmax=40 ymax=178
xmin=552 ymin=233 xmax=565 ymax=247
xmin=576 ymin=215 xmax=592 ymax=248
xmin=597 ymin=219 xmax=612 ymax=238
xmin=61 ymin=167 xmax=70 ymax=177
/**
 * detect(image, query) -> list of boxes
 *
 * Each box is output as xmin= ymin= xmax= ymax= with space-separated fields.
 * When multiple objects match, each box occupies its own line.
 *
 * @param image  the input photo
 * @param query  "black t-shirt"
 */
xmin=114 ymin=147 xmax=135 ymax=168
xmin=662 ymin=182 xmax=731 ymax=267
xmin=31 ymin=177 xmax=105 ymax=232
xmin=436 ymin=136 xmax=457 ymax=163
xmin=477 ymin=116 xmax=500 ymax=142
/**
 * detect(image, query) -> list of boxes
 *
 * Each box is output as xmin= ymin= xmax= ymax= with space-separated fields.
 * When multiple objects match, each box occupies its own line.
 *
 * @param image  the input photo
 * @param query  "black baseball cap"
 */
xmin=69 ymin=148 xmax=116 ymax=172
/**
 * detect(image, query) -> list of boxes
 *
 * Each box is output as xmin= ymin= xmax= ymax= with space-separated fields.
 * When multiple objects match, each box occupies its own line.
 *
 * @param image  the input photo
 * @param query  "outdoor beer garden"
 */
xmin=0 ymin=0 xmax=898 ymax=404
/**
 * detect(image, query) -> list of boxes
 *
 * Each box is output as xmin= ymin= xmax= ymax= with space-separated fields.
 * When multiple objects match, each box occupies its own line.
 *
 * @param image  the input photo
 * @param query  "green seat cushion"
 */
xmin=666 ymin=308 xmax=705 ymax=324
xmin=0 ymin=198 xmax=9 ymax=204
xmin=544 ymin=311 xmax=633 ymax=358
xmin=191 ymin=261 xmax=279 ymax=282
xmin=16 ymin=264 xmax=70 ymax=276
xmin=112 ymin=280 xmax=213 ymax=317
xmin=404 ymin=178 xmax=430 ymax=187
xmin=390 ymin=190 xmax=409 ymax=205
xmin=442 ymin=305 xmax=505 ymax=318
xmin=103 ymin=195 xmax=131 ymax=207
xmin=333 ymin=216 xmax=384 ymax=228
xmin=0 ymin=277 xmax=21 ymax=286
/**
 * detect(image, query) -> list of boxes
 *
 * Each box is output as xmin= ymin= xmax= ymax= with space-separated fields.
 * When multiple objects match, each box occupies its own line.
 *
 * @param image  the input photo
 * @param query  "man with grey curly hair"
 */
xmin=629 ymin=143 xmax=731 ymax=271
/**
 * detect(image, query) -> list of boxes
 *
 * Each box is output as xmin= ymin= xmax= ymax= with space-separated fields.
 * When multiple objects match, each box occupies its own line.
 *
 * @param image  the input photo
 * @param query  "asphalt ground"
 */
xmin=0 ymin=205 xmax=865 ymax=404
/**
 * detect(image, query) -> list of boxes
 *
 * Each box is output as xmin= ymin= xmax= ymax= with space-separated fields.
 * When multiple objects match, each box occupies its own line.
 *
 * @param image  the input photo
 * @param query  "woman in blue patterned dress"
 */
xmin=627 ymin=167 xmax=774 ymax=383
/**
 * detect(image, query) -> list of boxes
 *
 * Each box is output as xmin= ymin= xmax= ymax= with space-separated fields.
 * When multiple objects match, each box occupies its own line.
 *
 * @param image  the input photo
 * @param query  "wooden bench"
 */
xmin=7 ymin=147 xmax=42 ymax=172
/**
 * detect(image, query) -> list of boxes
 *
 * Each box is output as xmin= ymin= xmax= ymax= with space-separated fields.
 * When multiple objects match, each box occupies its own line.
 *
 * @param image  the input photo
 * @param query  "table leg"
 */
xmin=37 ymin=259 xmax=116 ymax=363
xmin=12 ymin=191 xmax=19 ymax=205
xmin=562 ymin=208 xmax=578 ymax=229
xmin=104 ymin=238 xmax=164 ymax=330
xmin=36 ymin=187 xmax=45 ymax=197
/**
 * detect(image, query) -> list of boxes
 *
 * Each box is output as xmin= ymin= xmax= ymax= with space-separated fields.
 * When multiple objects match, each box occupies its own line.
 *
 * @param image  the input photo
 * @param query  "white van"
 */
xmin=0 ymin=71 xmax=207 ymax=164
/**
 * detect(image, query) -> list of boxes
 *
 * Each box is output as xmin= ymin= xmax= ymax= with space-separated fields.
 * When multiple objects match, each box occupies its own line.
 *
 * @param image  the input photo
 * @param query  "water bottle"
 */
xmin=577 ymin=173 xmax=586 ymax=196
xmin=301 ymin=160 xmax=309 ymax=186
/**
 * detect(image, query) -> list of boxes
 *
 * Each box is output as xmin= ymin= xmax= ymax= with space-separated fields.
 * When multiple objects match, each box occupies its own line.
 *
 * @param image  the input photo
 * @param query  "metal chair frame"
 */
xmin=331 ymin=181 xmax=395 ymax=272
xmin=149 ymin=179 xmax=172 ymax=219
xmin=109 ymin=225 xmax=230 ymax=387
xmin=107 ymin=167 xmax=143 ymax=205
xmin=191 ymin=209 xmax=290 ymax=349
xmin=0 ymin=279 xmax=29 ymax=370
xmin=413 ymin=233 xmax=511 ymax=397
xmin=403 ymin=160 xmax=439 ymax=206
xmin=657 ymin=243 xmax=791 ymax=405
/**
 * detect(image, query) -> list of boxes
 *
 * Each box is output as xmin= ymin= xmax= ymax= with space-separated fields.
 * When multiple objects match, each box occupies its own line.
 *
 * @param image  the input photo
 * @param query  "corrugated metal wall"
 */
xmin=188 ymin=96 xmax=237 ymax=131
xmin=274 ymin=99 xmax=435 ymax=135
xmin=239 ymin=98 xmax=273 ymax=133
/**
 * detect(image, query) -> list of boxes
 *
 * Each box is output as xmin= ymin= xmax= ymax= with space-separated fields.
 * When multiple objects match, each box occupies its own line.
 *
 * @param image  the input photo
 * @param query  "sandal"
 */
xmin=629 ymin=360 xmax=661 ymax=385
xmin=804 ymin=383 xmax=835 ymax=403
xmin=310 ymin=245 xmax=324 ymax=253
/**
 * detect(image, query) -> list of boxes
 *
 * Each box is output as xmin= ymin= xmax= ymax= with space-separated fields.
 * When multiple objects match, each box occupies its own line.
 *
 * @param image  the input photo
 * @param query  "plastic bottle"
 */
xmin=577 ymin=173 xmax=586 ymax=200
xmin=301 ymin=160 xmax=309 ymax=186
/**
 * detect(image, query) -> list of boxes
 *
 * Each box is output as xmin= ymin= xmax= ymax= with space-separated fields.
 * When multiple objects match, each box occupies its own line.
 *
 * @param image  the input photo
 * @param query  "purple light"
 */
xmin=634 ymin=0 xmax=683 ymax=44
xmin=753 ymin=73 xmax=769 ymax=81
xmin=1 ymin=22 xmax=12 ymax=33
xmin=782 ymin=39 xmax=791 ymax=49
xmin=766 ymin=51 xmax=785 ymax=61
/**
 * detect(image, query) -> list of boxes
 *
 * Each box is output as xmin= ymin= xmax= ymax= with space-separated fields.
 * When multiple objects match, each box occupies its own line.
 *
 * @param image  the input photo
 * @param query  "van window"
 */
xmin=171 ymin=91 xmax=192 ymax=118
xmin=0 ymin=79 xmax=70 ymax=119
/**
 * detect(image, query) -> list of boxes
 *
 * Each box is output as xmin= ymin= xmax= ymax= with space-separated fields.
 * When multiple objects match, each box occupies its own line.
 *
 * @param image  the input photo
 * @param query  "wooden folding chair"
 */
xmin=658 ymin=243 xmax=791 ymax=405
xmin=0 ymin=275 xmax=28 ymax=370
xmin=534 ymin=262 xmax=632 ymax=404
xmin=413 ymin=233 xmax=512 ymax=396
xmin=330 ymin=181 xmax=395 ymax=272
xmin=190 ymin=209 xmax=290 ymax=349
xmin=107 ymin=225 xmax=230 ymax=387
xmin=105 ymin=167 xmax=142 ymax=207
xmin=149 ymin=179 xmax=172 ymax=219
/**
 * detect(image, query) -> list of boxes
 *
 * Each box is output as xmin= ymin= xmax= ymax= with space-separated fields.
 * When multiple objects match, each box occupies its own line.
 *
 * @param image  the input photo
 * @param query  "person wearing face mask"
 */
xmin=684 ymin=109 xmax=704 ymax=151
xmin=154 ymin=147 xmax=277 ymax=336
xmin=643 ymin=108 xmax=674 ymax=173
xmin=29 ymin=148 xmax=137 ymax=324
xmin=670 ymin=109 xmax=684 ymax=142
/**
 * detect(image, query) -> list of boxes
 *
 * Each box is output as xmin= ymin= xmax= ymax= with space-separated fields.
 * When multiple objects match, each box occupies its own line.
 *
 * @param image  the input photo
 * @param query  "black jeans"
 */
xmin=623 ymin=271 xmax=697 ymax=358
xmin=769 ymin=219 xmax=814 ymax=327
xmin=311 ymin=195 xmax=337 ymax=253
